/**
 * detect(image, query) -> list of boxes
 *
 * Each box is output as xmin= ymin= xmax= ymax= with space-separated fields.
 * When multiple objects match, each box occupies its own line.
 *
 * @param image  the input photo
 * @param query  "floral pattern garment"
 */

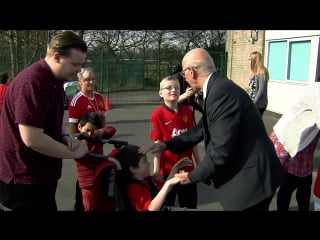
xmin=247 ymin=76 xmax=257 ymax=101
xmin=270 ymin=130 xmax=320 ymax=177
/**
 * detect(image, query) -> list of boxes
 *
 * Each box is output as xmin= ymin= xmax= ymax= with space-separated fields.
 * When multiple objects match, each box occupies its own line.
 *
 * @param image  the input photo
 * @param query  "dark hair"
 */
xmin=79 ymin=112 xmax=102 ymax=129
xmin=114 ymin=144 xmax=145 ymax=211
xmin=171 ymin=64 xmax=182 ymax=75
xmin=114 ymin=144 xmax=144 ymax=188
xmin=1 ymin=73 xmax=8 ymax=84
xmin=47 ymin=31 xmax=88 ymax=57
xmin=116 ymin=144 xmax=143 ymax=170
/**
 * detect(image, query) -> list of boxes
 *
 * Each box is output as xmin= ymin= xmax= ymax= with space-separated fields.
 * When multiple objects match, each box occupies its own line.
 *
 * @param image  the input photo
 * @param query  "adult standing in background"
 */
xmin=0 ymin=73 xmax=9 ymax=114
xmin=69 ymin=68 xmax=107 ymax=135
xmin=68 ymin=67 xmax=110 ymax=211
xmin=269 ymin=82 xmax=320 ymax=211
xmin=0 ymin=31 xmax=89 ymax=211
xmin=140 ymin=48 xmax=287 ymax=211
xmin=247 ymin=51 xmax=269 ymax=116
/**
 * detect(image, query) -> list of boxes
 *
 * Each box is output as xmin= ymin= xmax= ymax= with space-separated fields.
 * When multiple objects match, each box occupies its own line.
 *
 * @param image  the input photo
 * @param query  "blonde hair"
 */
xmin=77 ymin=67 xmax=95 ymax=80
xmin=250 ymin=51 xmax=269 ymax=80
xmin=159 ymin=75 xmax=180 ymax=89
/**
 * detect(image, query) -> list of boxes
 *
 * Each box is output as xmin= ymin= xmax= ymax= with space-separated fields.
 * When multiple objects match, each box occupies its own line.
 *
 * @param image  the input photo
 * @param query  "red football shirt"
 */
xmin=68 ymin=91 xmax=106 ymax=132
xmin=127 ymin=176 xmax=164 ymax=211
xmin=149 ymin=104 xmax=195 ymax=176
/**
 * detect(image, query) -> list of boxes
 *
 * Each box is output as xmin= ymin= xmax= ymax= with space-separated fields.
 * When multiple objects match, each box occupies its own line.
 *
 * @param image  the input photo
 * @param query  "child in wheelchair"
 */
xmin=113 ymin=144 xmax=196 ymax=211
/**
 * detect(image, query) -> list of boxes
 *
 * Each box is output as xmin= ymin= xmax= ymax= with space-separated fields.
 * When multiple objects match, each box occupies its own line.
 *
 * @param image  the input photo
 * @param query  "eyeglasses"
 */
xmin=180 ymin=67 xmax=190 ymax=78
xmin=161 ymin=86 xmax=180 ymax=91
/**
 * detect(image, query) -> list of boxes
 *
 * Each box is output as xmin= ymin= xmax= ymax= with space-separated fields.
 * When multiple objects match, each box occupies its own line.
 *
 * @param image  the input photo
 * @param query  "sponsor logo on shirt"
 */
xmin=171 ymin=128 xmax=188 ymax=138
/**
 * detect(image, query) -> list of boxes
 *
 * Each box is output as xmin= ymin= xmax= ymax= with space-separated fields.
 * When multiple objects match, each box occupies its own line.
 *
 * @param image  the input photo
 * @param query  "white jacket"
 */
xmin=273 ymin=82 xmax=320 ymax=157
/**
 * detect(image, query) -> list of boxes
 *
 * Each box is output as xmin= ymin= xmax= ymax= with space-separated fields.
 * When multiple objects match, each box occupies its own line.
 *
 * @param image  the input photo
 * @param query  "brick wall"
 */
xmin=225 ymin=30 xmax=265 ymax=90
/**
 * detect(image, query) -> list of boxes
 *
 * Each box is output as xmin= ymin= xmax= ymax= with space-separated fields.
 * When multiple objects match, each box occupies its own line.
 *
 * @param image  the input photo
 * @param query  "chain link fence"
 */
xmin=85 ymin=50 xmax=227 ymax=106
xmin=1 ymin=47 xmax=227 ymax=106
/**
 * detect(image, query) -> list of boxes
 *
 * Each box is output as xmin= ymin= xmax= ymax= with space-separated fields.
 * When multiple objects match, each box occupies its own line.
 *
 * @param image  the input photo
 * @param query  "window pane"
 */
xmin=288 ymin=40 xmax=310 ymax=82
xmin=268 ymin=41 xmax=287 ymax=80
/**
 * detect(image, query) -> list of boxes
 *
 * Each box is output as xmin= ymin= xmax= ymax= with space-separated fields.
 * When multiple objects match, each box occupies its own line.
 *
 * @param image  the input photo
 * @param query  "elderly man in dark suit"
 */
xmin=139 ymin=48 xmax=287 ymax=211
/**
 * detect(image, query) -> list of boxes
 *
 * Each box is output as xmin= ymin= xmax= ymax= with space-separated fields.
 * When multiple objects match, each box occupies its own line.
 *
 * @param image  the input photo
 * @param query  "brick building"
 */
xmin=225 ymin=30 xmax=265 ymax=90
xmin=225 ymin=30 xmax=320 ymax=114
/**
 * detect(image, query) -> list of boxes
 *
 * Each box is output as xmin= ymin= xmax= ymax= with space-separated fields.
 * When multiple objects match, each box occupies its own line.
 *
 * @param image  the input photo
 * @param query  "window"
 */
xmin=267 ymin=40 xmax=311 ymax=82
xmin=268 ymin=41 xmax=287 ymax=80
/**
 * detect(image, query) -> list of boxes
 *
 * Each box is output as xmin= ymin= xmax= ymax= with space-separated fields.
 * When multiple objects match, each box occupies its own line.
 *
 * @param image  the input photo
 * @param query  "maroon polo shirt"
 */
xmin=0 ymin=59 xmax=65 ymax=184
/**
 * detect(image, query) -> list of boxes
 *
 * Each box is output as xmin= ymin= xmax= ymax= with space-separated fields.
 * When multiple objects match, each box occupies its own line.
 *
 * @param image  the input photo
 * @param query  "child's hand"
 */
xmin=92 ymin=129 xmax=103 ymax=139
xmin=185 ymin=87 xmax=195 ymax=97
xmin=175 ymin=171 xmax=191 ymax=185
xmin=166 ymin=175 xmax=181 ymax=186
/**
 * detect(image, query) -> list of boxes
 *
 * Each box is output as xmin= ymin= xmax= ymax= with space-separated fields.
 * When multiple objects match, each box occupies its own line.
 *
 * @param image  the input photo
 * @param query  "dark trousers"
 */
xmin=277 ymin=172 xmax=312 ymax=211
xmin=242 ymin=195 xmax=274 ymax=211
xmin=74 ymin=179 xmax=84 ymax=211
xmin=165 ymin=181 xmax=198 ymax=209
xmin=0 ymin=179 xmax=58 ymax=211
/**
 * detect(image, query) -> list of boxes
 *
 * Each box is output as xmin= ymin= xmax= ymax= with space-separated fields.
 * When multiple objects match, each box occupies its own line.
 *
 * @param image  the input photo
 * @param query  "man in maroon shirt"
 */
xmin=0 ymin=31 xmax=89 ymax=211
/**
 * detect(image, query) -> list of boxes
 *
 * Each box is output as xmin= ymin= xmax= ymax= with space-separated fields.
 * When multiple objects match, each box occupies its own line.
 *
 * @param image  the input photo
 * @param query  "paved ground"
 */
xmin=56 ymin=105 xmax=320 ymax=211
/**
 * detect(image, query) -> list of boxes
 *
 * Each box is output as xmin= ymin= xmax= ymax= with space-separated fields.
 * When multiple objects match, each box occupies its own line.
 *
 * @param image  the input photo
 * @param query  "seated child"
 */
xmin=75 ymin=112 xmax=116 ymax=211
xmin=114 ymin=144 xmax=192 ymax=211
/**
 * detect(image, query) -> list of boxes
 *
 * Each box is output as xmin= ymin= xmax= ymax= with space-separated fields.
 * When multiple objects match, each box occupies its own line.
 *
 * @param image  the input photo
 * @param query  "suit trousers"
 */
xmin=242 ymin=195 xmax=274 ymax=211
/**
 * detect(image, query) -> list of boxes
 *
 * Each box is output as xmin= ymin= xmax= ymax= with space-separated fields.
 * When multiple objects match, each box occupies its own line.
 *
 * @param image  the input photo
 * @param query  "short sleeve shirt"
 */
xmin=128 ymin=176 xmax=163 ymax=211
xmin=68 ymin=91 xmax=106 ymax=132
xmin=149 ymin=104 xmax=195 ymax=176
xmin=0 ymin=59 xmax=65 ymax=184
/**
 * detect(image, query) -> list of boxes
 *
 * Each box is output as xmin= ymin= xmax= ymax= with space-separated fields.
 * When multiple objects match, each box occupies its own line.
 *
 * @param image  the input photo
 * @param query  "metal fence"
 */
xmin=1 ymin=47 xmax=227 ymax=106
xmin=85 ymin=50 xmax=228 ymax=105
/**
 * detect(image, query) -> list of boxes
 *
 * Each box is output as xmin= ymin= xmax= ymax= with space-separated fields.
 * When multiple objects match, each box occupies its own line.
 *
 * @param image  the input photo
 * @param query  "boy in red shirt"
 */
xmin=149 ymin=75 xmax=200 ymax=209
xmin=114 ymin=144 xmax=192 ymax=211
xmin=75 ymin=112 xmax=116 ymax=211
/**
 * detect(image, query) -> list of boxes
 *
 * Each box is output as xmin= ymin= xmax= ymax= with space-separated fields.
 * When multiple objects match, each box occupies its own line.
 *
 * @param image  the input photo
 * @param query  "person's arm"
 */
xmin=19 ymin=124 xmax=88 ymax=159
xmin=69 ymin=122 xmax=78 ymax=135
xmin=165 ymin=119 xmax=204 ymax=154
xmin=138 ymin=141 xmax=166 ymax=155
xmin=178 ymin=87 xmax=195 ymax=104
xmin=97 ymin=126 xmax=116 ymax=139
xmin=192 ymin=145 xmax=201 ymax=167
xmin=139 ymin=121 xmax=204 ymax=156
xmin=188 ymin=89 xmax=242 ymax=184
xmin=68 ymin=96 xmax=80 ymax=135
xmin=147 ymin=176 xmax=181 ymax=211
xmin=252 ymin=74 xmax=266 ymax=104
xmin=153 ymin=151 xmax=161 ymax=178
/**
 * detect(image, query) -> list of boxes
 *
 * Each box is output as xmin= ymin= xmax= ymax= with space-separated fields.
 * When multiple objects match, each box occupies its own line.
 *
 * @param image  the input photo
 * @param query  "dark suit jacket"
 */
xmin=165 ymin=72 xmax=286 ymax=210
